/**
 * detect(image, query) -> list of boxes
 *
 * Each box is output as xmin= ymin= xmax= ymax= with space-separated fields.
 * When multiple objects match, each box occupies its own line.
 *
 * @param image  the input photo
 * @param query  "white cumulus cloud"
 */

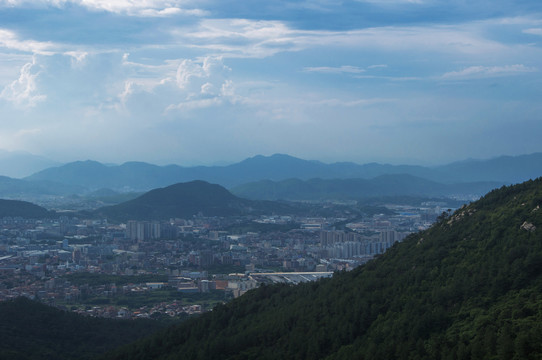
xmin=167 ymin=57 xmax=237 ymax=112
xmin=175 ymin=56 xmax=230 ymax=96
xmin=0 ymin=29 xmax=55 ymax=54
xmin=0 ymin=57 xmax=46 ymax=107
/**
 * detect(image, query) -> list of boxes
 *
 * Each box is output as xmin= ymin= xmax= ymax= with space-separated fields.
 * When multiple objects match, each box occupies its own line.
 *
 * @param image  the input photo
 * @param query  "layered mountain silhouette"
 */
xmin=25 ymin=153 xmax=542 ymax=192
xmin=231 ymin=175 xmax=501 ymax=201
xmin=0 ymin=150 xmax=60 ymax=178
xmin=105 ymin=178 xmax=542 ymax=359
xmin=434 ymin=153 xmax=542 ymax=183
xmin=0 ymin=176 xmax=84 ymax=198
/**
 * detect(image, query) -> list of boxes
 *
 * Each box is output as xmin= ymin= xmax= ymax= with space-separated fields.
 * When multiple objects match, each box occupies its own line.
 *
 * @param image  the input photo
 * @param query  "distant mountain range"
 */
xmin=0 ymin=152 xmax=536 ymax=205
xmin=25 ymin=153 xmax=542 ymax=191
xmin=0 ymin=150 xmax=60 ymax=178
xmin=0 ymin=178 xmax=475 ymax=221
xmin=0 ymin=178 xmax=478 ymax=220
xmin=231 ymin=175 xmax=502 ymax=201
xmin=0 ymin=175 xmax=85 ymax=198
xmin=434 ymin=154 xmax=542 ymax=183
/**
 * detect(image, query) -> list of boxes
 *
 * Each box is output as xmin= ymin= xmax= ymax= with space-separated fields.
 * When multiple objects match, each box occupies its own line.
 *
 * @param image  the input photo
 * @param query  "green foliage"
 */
xmin=95 ymin=181 xmax=297 ymax=221
xmin=0 ymin=199 xmax=53 ymax=218
xmin=97 ymin=181 xmax=245 ymax=221
xmin=105 ymin=178 xmax=542 ymax=360
xmin=0 ymin=297 xmax=164 ymax=360
xmin=86 ymin=190 xmax=143 ymax=204
xmin=230 ymin=176 xmax=500 ymax=202
xmin=79 ymin=289 xmax=225 ymax=310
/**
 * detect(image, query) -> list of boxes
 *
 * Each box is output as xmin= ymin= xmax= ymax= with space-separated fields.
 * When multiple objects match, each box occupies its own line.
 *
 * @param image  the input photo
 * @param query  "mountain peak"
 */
xmin=97 ymin=180 xmax=246 ymax=221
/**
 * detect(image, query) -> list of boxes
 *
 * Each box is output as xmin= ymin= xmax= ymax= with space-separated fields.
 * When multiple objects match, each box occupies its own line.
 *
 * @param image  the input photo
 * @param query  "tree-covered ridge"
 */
xmin=0 ymin=199 xmax=53 ymax=218
xmin=105 ymin=178 xmax=542 ymax=360
xmin=0 ymin=297 xmax=164 ymax=360
xmin=230 ymin=175 xmax=501 ymax=201
xmin=95 ymin=180 xmax=296 ymax=221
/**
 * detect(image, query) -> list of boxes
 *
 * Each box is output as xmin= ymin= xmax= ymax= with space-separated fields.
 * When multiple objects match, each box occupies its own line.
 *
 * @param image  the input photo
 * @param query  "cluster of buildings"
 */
xmin=71 ymin=301 xmax=203 ymax=320
xmin=319 ymin=229 xmax=410 ymax=259
xmin=0 ymin=201 xmax=446 ymax=318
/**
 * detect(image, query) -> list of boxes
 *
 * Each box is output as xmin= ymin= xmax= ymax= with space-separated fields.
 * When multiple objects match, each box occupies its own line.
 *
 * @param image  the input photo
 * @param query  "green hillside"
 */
xmin=0 ymin=297 xmax=164 ymax=360
xmin=0 ymin=199 xmax=53 ymax=218
xmin=231 ymin=175 xmax=500 ymax=201
xmin=105 ymin=178 xmax=542 ymax=359
xmin=95 ymin=180 xmax=295 ymax=221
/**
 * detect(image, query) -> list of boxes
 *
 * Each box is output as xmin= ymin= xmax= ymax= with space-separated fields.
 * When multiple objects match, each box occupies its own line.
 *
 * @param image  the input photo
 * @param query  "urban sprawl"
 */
xmin=0 ymin=202 xmax=448 ymax=319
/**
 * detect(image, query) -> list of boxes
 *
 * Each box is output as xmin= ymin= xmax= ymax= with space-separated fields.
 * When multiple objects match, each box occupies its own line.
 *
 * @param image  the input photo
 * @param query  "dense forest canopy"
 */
xmin=0 ymin=297 xmax=164 ymax=360
xmin=105 ymin=178 xmax=542 ymax=360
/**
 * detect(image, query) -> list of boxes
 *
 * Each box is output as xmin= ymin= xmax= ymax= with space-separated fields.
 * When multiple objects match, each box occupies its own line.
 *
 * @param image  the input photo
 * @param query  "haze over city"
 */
xmin=0 ymin=0 xmax=541 ymax=166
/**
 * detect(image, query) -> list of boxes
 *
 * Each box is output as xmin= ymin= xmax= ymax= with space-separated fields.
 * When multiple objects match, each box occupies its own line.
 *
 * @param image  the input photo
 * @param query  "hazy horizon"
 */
xmin=2 ymin=149 xmax=541 ymax=171
xmin=0 ymin=1 xmax=541 ymax=166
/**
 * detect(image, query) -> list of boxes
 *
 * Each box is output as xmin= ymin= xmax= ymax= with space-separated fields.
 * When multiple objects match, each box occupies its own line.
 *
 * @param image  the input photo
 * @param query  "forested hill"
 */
xmin=0 ymin=199 xmax=53 ymax=218
xmin=105 ymin=178 xmax=542 ymax=360
xmin=230 ymin=175 xmax=501 ymax=201
xmin=95 ymin=180 xmax=294 ymax=221
xmin=0 ymin=297 xmax=164 ymax=360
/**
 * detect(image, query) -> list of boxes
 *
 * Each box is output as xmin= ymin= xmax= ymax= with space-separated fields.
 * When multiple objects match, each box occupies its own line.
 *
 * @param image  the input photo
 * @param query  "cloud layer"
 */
xmin=0 ymin=1 xmax=541 ymax=165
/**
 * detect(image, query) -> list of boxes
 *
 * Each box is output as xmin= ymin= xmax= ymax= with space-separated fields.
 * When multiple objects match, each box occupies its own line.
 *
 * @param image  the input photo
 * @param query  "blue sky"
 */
xmin=0 ymin=0 xmax=541 ymax=166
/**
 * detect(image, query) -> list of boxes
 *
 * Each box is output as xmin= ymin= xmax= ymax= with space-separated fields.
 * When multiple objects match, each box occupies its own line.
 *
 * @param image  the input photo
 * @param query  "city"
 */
xmin=0 ymin=200 xmax=447 ymax=319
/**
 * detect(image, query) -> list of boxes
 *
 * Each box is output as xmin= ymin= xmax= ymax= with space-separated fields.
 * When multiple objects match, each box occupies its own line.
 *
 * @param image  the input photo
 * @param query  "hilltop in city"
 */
xmin=105 ymin=178 xmax=542 ymax=359
xmin=0 ymin=199 xmax=53 ymax=218
xmin=94 ymin=180 xmax=295 ymax=221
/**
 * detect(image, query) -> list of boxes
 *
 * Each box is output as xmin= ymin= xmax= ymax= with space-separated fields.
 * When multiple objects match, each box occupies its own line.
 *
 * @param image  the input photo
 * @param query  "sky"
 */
xmin=0 ymin=0 xmax=541 ymax=166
